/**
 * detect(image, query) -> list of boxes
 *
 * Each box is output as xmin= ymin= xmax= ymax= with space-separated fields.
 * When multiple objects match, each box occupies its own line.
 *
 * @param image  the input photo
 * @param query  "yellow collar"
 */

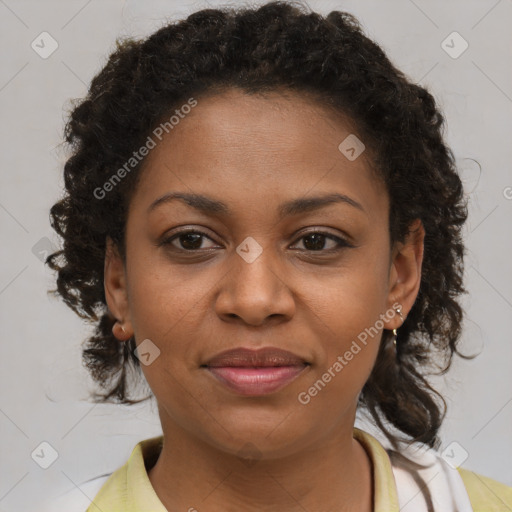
xmin=88 ymin=427 xmax=399 ymax=511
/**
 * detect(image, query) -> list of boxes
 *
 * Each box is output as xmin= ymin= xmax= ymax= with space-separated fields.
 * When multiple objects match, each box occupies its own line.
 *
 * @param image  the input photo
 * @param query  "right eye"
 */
xmin=161 ymin=229 xmax=219 ymax=251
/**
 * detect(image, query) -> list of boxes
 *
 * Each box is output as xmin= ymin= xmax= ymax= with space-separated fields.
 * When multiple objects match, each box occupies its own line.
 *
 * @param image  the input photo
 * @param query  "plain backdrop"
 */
xmin=0 ymin=0 xmax=511 ymax=510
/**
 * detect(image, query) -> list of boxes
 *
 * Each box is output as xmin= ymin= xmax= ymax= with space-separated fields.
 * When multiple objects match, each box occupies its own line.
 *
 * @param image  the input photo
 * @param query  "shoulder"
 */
xmin=46 ymin=436 xmax=163 ymax=512
xmin=457 ymin=467 xmax=512 ymax=511
xmin=357 ymin=426 xmax=511 ymax=512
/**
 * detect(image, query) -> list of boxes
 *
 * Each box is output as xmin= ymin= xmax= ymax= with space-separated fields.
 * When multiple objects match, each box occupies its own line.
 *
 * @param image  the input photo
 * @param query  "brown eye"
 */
xmin=291 ymin=231 xmax=352 ymax=252
xmin=162 ymin=230 xmax=217 ymax=251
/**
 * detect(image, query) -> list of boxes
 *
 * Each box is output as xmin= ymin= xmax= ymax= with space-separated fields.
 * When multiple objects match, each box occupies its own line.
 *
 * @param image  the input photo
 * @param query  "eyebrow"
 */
xmin=147 ymin=192 xmax=365 ymax=219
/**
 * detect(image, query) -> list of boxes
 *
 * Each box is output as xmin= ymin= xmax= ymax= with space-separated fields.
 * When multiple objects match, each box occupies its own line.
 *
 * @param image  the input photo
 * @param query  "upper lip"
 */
xmin=203 ymin=347 xmax=308 ymax=368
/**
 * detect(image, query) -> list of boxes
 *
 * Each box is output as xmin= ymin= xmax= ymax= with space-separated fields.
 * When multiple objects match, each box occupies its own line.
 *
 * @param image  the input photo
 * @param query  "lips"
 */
xmin=205 ymin=347 xmax=307 ymax=368
xmin=203 ymin=347 xmax=309 ymax=396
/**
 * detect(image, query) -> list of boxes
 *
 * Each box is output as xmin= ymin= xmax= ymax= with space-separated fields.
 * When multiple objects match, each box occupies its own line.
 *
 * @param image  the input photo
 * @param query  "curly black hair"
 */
xmin=46 ymin=1 xmax=473 ymax=452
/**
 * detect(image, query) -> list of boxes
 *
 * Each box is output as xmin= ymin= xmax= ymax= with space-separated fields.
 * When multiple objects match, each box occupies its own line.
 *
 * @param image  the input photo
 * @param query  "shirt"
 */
xmin=52 ymin=427 xmax=512 ymax=511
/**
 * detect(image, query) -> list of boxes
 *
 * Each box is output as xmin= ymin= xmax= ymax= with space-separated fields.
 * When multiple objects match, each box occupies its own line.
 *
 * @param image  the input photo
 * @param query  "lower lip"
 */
xmin=206 ymin=365 xmax=307 ymax=396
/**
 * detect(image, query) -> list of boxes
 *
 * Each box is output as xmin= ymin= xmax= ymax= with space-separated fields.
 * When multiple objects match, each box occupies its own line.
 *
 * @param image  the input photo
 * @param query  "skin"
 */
xmin=104 ymin=88 xmax=424 ymax=512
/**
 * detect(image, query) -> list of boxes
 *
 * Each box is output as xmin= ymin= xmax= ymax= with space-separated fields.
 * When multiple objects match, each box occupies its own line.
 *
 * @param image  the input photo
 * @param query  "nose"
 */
xmin=214 ymin=243 xmax=296 ymax=327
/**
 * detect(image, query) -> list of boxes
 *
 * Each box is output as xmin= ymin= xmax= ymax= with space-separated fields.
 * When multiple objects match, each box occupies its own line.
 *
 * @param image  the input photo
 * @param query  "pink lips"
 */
xmin=203 ymin=347 xmax=309 ymax=396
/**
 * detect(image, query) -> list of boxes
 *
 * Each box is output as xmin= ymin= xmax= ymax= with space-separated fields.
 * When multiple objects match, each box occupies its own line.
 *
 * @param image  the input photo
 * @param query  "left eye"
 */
xmin=162 ymin=230 xmax=350 ymax=253
xmin=290 ymin=232 xmax=349 ymax=252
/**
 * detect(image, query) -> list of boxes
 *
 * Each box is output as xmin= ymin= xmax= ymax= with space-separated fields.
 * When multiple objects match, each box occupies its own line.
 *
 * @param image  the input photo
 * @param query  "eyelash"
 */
xmin=160 ymin=228 xmax=353 ymax=254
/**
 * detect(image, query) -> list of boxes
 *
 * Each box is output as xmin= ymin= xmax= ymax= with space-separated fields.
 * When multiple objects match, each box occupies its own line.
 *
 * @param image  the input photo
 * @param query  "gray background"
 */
xmin=0 ymin=0 xmax=511 ymax=510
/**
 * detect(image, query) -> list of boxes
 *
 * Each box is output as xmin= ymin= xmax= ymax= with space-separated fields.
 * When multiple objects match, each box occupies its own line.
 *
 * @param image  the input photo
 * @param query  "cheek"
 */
xmin=295 ymin=301 xmax=384 ymax=422
xmin=126 ymin=264 xmax=205 ymax=413
xmin=296 ymin=249 xmax=389 ymax=402
xmin=125 ymin=249 xmax=221 ymax=384
xmin=126 ymin=252 xmax=205 ymax=340
xmin=302 ymin=244 xmax=390 ymax=335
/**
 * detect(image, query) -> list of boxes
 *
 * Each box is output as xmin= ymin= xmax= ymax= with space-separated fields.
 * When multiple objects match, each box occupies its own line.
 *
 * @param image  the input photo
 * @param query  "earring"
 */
xmin=112 ymin=321 xmax=131 ymax=342
xmin=392 ymin=305 xmax=404 ymax=346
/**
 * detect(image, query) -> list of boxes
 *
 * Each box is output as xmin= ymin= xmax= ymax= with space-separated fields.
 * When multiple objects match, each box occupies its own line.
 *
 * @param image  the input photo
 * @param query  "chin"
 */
xmin=193 ymin=408 xmax=319 ymax=461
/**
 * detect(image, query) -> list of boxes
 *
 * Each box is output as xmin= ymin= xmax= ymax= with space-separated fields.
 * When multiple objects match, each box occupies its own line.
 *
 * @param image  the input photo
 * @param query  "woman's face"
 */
xmin=105 ymin=88 xmax=422 ymax=459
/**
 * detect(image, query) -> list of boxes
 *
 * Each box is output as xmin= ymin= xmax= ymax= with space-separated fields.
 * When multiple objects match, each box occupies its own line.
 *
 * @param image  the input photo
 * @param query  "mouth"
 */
xmin=202 ymin=347 xmax=310 ymax=396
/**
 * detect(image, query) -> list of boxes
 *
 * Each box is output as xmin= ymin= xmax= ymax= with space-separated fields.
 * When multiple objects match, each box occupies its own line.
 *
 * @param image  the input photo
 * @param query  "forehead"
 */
xmin=158 ymin=88 xmax=360 ymax=161
xmin=129 ymin=88 xmax=386 ymax=220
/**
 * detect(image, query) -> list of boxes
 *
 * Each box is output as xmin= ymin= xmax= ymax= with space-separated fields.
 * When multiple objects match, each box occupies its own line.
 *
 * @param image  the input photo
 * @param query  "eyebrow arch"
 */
xmin=147 ymin=192 xmax=365 ymax=218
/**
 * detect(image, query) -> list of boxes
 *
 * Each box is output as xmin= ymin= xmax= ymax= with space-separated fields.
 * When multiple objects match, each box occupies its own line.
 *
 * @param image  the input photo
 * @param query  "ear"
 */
xmin=384 ymin=219 xmax=425 ymax=329
xmin=104 ymin=236 xmax=133 ymax=338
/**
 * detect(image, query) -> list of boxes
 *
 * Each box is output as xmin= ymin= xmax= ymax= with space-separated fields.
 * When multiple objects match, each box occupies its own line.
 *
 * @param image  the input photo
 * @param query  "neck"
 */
xmin=148 ymin=421 xmax=373 ymax=512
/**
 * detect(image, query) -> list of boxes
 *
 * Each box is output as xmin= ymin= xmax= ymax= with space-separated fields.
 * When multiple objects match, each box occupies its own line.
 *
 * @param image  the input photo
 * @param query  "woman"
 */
xmin=47 ymin=2 xmax=511 ymax=510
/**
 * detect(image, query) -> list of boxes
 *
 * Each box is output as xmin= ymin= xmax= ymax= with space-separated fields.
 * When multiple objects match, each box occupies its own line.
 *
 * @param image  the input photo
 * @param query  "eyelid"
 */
xmin=160 ymin=226 xmax=354 ymax=252
xmin=289 ymin=232 xmax=354 ymax=253
xmin=159 ymin=227 xmax=220 ymax=249
xmin=291 ymin=227 xmax=355 ymax=246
